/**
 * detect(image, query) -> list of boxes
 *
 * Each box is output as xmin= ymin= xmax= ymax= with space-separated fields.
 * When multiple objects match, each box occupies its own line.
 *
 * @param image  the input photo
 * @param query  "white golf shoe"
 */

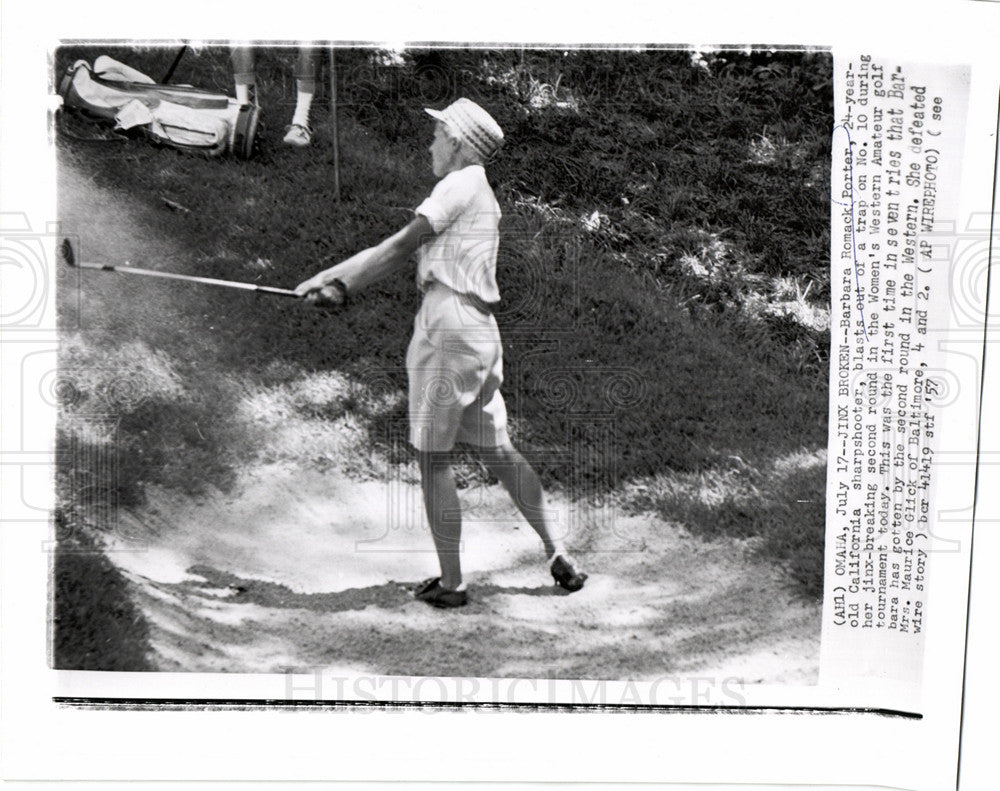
xmin=283 ymin=124 xmax=312 ymax=147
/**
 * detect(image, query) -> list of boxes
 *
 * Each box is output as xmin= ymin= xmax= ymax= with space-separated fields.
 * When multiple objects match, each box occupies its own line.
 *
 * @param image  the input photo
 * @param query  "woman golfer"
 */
xmin=296 ymin=98 xmax=587 ymax=607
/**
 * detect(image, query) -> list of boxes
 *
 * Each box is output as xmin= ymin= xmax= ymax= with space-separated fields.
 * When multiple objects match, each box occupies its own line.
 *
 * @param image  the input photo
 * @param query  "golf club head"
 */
xmin=59 ymin=238 xmax=77 ymax=267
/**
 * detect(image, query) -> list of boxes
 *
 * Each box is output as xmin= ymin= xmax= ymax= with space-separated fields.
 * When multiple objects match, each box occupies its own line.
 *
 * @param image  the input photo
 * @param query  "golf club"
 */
xmin=160 ymin=43 xmax=189 ymax=84
xmin=59 ymin=238 xmax=303 ymax=299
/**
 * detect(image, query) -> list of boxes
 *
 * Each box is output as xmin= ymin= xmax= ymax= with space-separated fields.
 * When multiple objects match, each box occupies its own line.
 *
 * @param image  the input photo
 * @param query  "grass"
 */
xmin=53 ymin=44 xmax=832 ymax=630
xmin=52 ymin=517 xmax=154 ymax=671
xmin=624 ymin=449 xmax=827 ymax=595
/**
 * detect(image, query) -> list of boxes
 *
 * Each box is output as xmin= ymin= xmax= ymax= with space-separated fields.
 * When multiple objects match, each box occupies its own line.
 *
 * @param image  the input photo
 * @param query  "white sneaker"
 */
xmin=283 ymin=124 xmax=312 ymax=147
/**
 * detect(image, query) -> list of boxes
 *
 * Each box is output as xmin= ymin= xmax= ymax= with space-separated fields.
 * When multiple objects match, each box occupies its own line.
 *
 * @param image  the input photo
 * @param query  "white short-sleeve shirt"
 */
xmin=414 ymin=164 xmax=502 ymax=303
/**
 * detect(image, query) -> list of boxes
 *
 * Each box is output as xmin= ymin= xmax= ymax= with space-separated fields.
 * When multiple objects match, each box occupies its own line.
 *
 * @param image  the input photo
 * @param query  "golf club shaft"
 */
xmin=161 ymin=43 xmax=189 ymax=84
xmin=69 ymin=255 xmax=300 ymax=298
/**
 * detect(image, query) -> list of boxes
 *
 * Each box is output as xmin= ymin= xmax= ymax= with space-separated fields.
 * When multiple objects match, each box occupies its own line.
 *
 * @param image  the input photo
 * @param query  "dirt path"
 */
xmin=58 ymin=158 xmax=820 ymax=684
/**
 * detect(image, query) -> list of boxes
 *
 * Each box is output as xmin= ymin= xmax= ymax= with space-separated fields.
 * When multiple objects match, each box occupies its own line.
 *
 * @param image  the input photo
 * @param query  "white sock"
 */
xmin=291 ymin=90 xmax=314 ymax=128
xmin=235 ymin=84 xmax=252 ymax=105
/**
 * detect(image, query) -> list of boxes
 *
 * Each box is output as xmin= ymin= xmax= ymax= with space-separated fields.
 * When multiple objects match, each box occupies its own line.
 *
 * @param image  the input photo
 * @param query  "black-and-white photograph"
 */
xmin=4 ymin=0 xmax=1000 ymax=785
xmin=50 ymin=43 xmax=834 ymax=684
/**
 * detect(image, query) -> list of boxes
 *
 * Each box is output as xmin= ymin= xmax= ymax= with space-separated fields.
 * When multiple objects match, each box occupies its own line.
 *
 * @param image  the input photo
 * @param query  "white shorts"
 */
xmin=406 ymin=284 xmax=509 ymax=452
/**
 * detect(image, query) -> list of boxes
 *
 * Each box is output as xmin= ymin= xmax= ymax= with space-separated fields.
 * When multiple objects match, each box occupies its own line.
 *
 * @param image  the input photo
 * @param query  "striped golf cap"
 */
xmin=425 ymin=98 xmax=504 ymax=161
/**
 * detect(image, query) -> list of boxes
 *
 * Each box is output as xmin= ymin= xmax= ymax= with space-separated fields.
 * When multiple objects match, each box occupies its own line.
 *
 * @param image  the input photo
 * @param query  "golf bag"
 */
xmin=58 ymin=56 xmax=260 ymax=159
